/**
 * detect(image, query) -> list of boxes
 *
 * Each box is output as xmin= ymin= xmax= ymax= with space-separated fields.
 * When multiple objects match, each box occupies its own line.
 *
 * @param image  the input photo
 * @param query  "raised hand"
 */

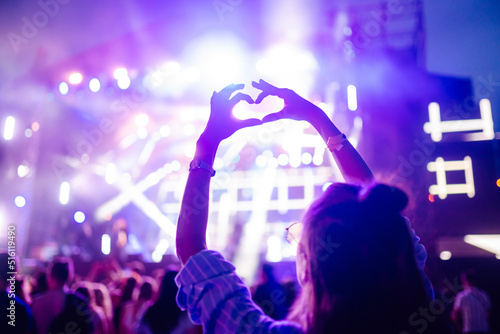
xmin=251 ymin=79 xmax=325 ymax=125
xmin=202 ymin=83 xmax=261 ymax=144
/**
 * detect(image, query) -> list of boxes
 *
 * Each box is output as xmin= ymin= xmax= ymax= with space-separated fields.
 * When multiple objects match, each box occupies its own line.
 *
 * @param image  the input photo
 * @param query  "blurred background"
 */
xmin=0 ymin=0 xmax=499 ymax=328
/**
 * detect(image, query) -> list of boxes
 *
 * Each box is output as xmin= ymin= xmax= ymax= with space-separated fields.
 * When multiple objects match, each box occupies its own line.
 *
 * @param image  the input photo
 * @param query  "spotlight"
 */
xmin=3 ymin=116 xmax=15 ymax=140
xmin=69 ymin=73 xmax=83 ymax=85
xmin=101 ymin=234 xmax=111 ymax=255
xmin=14 ymin=196 xmax=26 ymax=208
xmin=117 ymin=76 xmax=131 ymax=90
xmin=59 ymin=82 xmax=69 ymax=95
xmin=59 ymin=182 xmax=70 ymax=205
xmin=89 ymin=78 xmax=101 ymax=92
xmin=347 ymin=85 xmax=357 ymax=111
xmin=74 ymin=211 xmax=86 ymax=224
xmin=439 ymin=251 xmax=452 ymax=260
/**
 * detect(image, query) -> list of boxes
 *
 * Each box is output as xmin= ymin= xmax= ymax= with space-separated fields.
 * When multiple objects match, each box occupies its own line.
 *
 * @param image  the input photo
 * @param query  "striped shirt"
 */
xmin=175 ymin=250 xmax=303 ymax=334
xmin=175 ymin=219 xmax=431 ymax=334
xmin=453 ymin=287 xmax=491 ymax=333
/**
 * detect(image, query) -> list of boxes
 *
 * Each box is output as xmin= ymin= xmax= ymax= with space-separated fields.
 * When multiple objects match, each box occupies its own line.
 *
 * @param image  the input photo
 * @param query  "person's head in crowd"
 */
xmin=287 ymin=183 xmax=430 ymax=333
xmin=75 ymin=284 xmax=91 ymax=302
xmin=137 ymin=276 xmax=157 ymax=302
xmin=31 ymin=270 xmax=48 ymax=297
xmin=121 ymin=277 xmax=137 ymax=303
xmin=93 ymin=282 xmax=113 ymax=319
xmin=260 ymin=263 xmax=277 ymax=283
xmin=141 ymin=270 xmax=182 ymax=333
xmin=0 ymin=252 xmax=11 ymax=290
xmin=461 ymin=269 xmax=479 ymax=288
xmin=47 ymin=257 xmax=74 ymax=290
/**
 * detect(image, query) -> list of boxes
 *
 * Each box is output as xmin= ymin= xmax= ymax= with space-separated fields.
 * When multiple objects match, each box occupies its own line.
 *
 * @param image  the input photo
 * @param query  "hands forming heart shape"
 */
xmin=203 ymin=79 xmax=324 ymax=143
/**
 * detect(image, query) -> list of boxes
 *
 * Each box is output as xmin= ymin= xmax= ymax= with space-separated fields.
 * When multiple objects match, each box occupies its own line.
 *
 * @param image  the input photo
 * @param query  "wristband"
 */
xmin=327 ymin=133 xmax=347 ymax=152
xmin=189 ymin=159 xmax=216 ymax=177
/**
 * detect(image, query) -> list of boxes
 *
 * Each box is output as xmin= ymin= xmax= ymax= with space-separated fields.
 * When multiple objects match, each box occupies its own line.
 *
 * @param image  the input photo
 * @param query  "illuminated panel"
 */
xmin=464 ymin=234 xmax=500 ymax=256
xmin=59 ymin=182 xmax=70 ymax=205
xmin=3 ymin=116 xmax=15 ymax=140
xmin=427 ymin=156 xmax=475 ymax=199
xmin=347 ymin=85 xmax=357 ymax=111
xmin=101 ymin=234 xmax=111 ymax=255
xmin=423 ymin=100 xmax=495 ymax=142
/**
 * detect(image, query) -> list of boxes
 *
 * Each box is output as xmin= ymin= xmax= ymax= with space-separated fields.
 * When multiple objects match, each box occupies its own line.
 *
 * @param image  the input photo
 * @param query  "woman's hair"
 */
xmin=287 ymin=183 xmax=431 ymax=334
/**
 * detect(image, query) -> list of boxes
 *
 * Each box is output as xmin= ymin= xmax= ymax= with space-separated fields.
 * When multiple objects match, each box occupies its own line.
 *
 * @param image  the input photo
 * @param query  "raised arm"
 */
xmin=252 ymin=79 xmax=374 ymax=186
xmin=176 ymin=84 xmax=260 ymax=264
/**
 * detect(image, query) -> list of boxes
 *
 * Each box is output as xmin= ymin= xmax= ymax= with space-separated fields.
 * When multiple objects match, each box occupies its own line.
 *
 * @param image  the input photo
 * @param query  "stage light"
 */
xmin=256 ymin=58 xmax=272 ymax=75
xmin=152 ymin=239 xmax=170 ymax=263
xmin=137 ymin=128 xmax=148 ymax=139
xmin=313 ymin=154 xmax=323 ymax=166
xmin=185 ymin=67 xmax=200 ymax=83
xmin=171 ymin=160 xmax=181 ymax=172
xmin=343 ymin=26 xmax=353 ymax=36
xmin=59 ymin=181 xmax=70 ymax=205
xmin=214 ymin=157 xmax=224 ymax=170
xmin=3 ymin=116 xmax=15 ymax=140
xmin=135 ymin=114 xmax=149 ymax=127
xmin=31 ymin=122 xmax=40 ymax=132
xmin=183 ymin=123 xmax=196 ymax=136
xmin=17 ymin=165 xmax=29 ymax=178
xmin=59 ymin=82 xmax=69 ymax=95
xmin=117 ymin=76 xmax=131 ymax=90
xmin=289 ymin=155 xmax=301 ymax=168
xmin=428 ymin=194 xmax=435 ymax=202
xmin=496 ymin=179 xmax=500 ymax=187
xmin=277 ymin=154 xmax=289 ymax=166
xmin=101 ymin=234 xmax=111 ymax=255
xmin=317 ymin=102 xmax=329 ymax=112
xmin=255 ymin=155 xmax=267 ymax=168
xmin=464 ymin=234 xmax=500 ymax=256
xmin=113 ymin=68 xmax=128 ymax=79
xmin=14 ymin=196 xmax=26 ymax=208
xmin=347 ymin=85 xmax=357 ymax=111
xmin=266 ymin=235 xmax=283 ymax=262
xmin=25 ymin=129 xmax=33 ymax=138
xmin=184 ymin=145 xmax=195 ymax=158
xmin=74 ymin=211 xmax=85 ymax=224
xmin=89 ymin=78 xmax=101 ymax=92
xmin=105 ymin=163 xmax=117 ymax=185
xmin=439 ymin=251 xmax=452 ymax=260
xmin=163 ymin=61 xmax=180 ymax=74
xmin=301 ymin=152 xmax=313 ymax=165
xmin=160 ymin=125 xmax=171 ymax=137
xmin=322 ymin=182 xmax=333 ymax=192
xmin=69 ymin=73 xmax=83 ymax=85
xmin=184 ymin=32 xmax=248 ymax=88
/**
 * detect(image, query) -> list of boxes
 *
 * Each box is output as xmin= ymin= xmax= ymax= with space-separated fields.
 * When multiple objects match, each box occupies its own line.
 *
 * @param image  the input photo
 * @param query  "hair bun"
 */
xmin=360 ymin=184 xmax=408 ymax=214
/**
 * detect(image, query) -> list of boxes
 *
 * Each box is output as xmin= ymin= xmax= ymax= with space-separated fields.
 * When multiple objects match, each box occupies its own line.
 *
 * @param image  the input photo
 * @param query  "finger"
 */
xmin=254 ymin=92 xmax=271 ymax=104
xmin=262 ymin=109 xmax=287 ymax=123
xmin=218 ymin=83 xmax=245 ymax=99
xmin=238 ymin=118 xmax=262 ymax=128
xmin=229 ymin=92 xmax=254 ymax=105
xmin=251 ymin=80 xmax=263 ymax=90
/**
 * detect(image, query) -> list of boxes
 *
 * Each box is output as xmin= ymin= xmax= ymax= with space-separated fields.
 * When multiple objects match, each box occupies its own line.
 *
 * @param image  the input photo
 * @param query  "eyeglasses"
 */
xmin=285 ymin=221 xmax=304 ymax=247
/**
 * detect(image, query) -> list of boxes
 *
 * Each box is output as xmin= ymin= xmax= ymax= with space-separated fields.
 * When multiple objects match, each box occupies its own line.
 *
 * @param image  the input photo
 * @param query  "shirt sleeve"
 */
xmin=405 ymin=218 xmax=435 ymax=299
xmin=175 ymin=250 xmax=302 ymax=334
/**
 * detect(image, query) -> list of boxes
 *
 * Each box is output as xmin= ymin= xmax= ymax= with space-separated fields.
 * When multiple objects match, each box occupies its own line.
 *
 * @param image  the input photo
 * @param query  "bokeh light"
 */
xmin=440 ymin=251 xmax=452 ymax=260
xmin=89 ymin=78 xmax=101 ymax=92
xmin=69 ymin=73 xmax=83 ymax=84
xmin=59 ymin=82 xmax=69 ymax=95
xmin=14 ymin=196 xmax=26 ymax=208
xmin=74 ymin=211 xmax=86 ymax=223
